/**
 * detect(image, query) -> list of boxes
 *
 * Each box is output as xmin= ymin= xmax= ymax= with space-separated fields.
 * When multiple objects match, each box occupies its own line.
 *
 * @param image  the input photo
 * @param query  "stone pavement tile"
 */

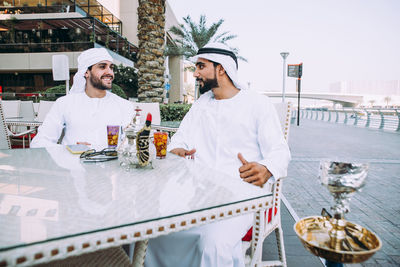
xmin=389 ymin=255 xmax=400 ymax=265
xmin=262 ymin=203 xmax=323 ymax=266
xmin=346 ymin=264 xmax=363 ymax=267
xmin=285 ymin=119 xmax=400 ymax=266
xmin=374 ymin=259 xmax=398 ymax=267
xmin=286 ymin=256 xmax=323 ymax=267
xmin=289 ymin=119 xmax=400 ymax=160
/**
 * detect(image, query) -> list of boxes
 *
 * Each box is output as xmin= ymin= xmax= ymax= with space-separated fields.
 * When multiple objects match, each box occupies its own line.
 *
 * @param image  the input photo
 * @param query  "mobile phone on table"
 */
xmin=66 ymin=144 xmax=90 ymax=154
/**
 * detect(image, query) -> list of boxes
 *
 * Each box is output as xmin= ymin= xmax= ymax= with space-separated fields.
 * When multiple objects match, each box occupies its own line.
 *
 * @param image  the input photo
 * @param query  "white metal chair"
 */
xmin=243 ymin=102 xmax=291 ymax=267
xmin=0 ymin=101 xmax=11 ymax=149
xmin=1 ymin=100 xmax=20 ymax=119
xmin=1 ymin=100 xmax=21 ymax=135
xmin=36 ymin=100 xmax=55 ymax=122
xmin=0 ymin=100 xmax=37 ymax=149
xmin=20 ymin=101 xmax=36 ymax=120
xmin=15 ymin=100 xmax=36 ymax=133
xmin=273 ymin=102 xmax=291 ymax=141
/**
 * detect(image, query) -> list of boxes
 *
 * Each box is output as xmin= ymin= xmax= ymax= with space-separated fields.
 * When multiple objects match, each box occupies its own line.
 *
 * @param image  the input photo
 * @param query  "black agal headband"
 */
xmin=196 ymin=47 xmax=238 ymax=69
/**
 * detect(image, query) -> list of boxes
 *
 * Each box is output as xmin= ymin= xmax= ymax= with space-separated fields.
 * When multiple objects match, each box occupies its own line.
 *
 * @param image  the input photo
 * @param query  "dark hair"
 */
xmin=208 ymin=60 xmax=234 ymax=85
xmin=209 ymin=60 xmax=220 ymax=68
xmin=88 ymin=65 xmax=93 ymax=71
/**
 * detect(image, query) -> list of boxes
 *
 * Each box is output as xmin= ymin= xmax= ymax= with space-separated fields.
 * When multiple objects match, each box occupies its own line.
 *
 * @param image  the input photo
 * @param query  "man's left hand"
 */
xmin=238 ymin=153 xmax=272 ymax=187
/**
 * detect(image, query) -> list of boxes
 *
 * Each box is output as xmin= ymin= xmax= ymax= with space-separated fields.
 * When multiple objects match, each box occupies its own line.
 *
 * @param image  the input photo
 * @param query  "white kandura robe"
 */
xmin=31 ymin=91 xmax=134 ymax=149
xmin=145 ymin=89 xmax=291 ymax=267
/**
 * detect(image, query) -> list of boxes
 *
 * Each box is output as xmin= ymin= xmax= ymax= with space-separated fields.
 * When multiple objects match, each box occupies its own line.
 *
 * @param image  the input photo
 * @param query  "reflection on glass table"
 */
xmin=0 ymin=146 xmax=272 ymax=266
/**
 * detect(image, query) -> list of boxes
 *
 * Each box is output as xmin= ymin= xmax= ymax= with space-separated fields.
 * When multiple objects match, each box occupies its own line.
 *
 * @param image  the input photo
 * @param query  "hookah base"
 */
xmin=294 ymin=216 xmax=381 ymax=264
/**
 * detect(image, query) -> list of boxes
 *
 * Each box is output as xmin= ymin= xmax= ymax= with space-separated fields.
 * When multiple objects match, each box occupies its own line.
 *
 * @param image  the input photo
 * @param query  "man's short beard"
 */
xmin=198 ymin=67 xmax=218 ymax=94
xmin=198 ymin=77 xmax=218 ymax=94
xmin=89 ymin=75 xmax=112 ymax=90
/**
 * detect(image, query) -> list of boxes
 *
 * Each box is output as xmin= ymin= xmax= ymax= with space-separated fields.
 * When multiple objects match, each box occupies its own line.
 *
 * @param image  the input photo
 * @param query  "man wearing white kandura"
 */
xmin=31 ymin=47 xmax=134 ymax=149
xmin=145 ymin=43 xmax=291 ymax=266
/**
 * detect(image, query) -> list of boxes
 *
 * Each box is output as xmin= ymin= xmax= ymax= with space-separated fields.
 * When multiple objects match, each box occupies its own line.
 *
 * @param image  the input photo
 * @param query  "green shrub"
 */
xmin=111 ymin=84 xmax=127 ymax=99
xmin=42 ymin=84 xmax=66 ymax=101
xmin=160 ymin=104 xmax=191 ymax=121
xmin=113 ymin=64 xmax=138 ymax=98
xmin=42 ymin=83 xmax=127 ymax=100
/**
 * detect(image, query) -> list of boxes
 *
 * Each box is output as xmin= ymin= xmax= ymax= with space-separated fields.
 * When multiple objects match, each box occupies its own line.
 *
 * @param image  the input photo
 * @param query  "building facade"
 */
xmin=0 ymin=0 xmax=184 ymax=102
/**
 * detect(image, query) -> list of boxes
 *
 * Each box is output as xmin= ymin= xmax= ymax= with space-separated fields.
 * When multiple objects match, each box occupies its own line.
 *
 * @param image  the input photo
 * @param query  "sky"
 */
xmin=168 ymin=0 xmax=400 ymax=94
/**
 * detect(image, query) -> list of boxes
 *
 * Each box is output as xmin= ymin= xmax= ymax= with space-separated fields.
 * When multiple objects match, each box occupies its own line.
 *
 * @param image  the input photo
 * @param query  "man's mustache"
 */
xmin=196 ymin=78 xmax=203 ymax=82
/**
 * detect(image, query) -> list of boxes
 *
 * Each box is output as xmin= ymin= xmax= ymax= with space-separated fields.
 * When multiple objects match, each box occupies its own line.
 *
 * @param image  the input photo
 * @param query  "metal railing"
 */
xmin=0 ymin=42 xmax=93 ymax=53
xmin=0 ymin=92 xmax=65 ymax=102
xmin=292 ymin=108 xmax=400 ymax=132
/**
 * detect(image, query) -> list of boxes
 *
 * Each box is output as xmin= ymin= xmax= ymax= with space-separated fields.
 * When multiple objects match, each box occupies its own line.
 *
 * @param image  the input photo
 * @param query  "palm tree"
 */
xmin=166 ymin=15 xmax=247 ymax=62
xmin=136 ymin=0 xmax=166 ymax=103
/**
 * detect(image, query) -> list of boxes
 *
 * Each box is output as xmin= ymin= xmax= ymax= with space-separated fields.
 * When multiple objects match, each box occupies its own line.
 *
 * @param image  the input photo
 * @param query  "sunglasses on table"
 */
xmin=80 ymin=148 xmax=118 ymax=162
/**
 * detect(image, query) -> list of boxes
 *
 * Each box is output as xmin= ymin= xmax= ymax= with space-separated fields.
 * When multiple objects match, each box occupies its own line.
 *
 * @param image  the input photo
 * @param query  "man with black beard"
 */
xmin=197 ymin=61 xmax=219 ymax=94
xmin=31 ymin=48 xmax=134 ymax=148
xmin=144 ymin=43 xmax=290 ymax=266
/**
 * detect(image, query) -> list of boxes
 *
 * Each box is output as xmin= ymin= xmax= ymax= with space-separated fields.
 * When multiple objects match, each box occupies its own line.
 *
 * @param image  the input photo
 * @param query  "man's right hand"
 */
xmin=170 ymin=148 xmax=196 ymax=158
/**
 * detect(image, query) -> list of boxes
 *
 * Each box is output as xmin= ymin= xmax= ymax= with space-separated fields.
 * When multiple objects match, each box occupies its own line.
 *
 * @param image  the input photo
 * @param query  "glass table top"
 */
xmin=0 ymin=147 xmax=269 ymax=251
xmin=5 ymin=119 xmax=180 ymax=128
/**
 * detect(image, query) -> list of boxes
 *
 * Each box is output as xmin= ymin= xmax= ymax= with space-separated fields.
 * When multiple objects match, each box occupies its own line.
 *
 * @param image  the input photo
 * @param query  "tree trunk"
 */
xmin=137 ymin=0 xmax=166 ymax=103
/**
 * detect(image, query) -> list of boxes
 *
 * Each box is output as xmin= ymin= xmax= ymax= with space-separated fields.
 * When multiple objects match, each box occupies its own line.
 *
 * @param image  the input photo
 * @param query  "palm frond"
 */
xmin=166 ymin=14 xmax=246 ymax=61
xmin=217 ymin=35 xmax=237 ymax=43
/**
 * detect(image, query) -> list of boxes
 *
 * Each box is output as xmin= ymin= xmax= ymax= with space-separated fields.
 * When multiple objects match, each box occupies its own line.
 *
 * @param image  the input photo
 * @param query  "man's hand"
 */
xmin=170 ymin=148 xmax=196 ymax=159
xmin=238 ymin=153 xmax=272 ymax=187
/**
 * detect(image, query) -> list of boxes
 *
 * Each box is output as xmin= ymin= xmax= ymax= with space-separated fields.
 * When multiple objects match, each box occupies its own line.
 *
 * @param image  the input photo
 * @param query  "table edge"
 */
xmin=0 ymin=195 xmax=272 ymax=266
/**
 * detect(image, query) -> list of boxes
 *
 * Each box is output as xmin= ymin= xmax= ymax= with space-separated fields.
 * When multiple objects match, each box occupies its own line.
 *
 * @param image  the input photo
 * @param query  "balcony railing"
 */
xmin=0 ymin=17 xmax=137 ymax=61
xmin=0 ymin=5 xmax=77 ymax=15
xmin=0 ymin=41 xmax=93 ymax=53
xmin=0 ymin=92 xmax=65 ymax=102
xmin=1 ymin=0 xmax=121 ymax=33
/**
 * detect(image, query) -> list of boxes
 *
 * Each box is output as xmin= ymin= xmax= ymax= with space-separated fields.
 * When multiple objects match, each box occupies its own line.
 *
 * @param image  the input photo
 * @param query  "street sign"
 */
xmin=287 ymin=62 xmax=303 ymax=126
xmin=52 ymin=55 xmax=69 ymax=81
xmin=288 ymin=63 xmax=303 ymax=78
xmin=52 ymin=55 xmax=70 ymax=94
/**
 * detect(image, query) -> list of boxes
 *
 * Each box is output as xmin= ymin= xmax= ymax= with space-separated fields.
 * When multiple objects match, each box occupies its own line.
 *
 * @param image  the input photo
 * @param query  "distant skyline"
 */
xmin=168 ymin=0 xmax=400 ymax=95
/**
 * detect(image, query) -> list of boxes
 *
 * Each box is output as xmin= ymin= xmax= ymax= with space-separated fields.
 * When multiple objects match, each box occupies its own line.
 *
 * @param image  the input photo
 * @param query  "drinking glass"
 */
xmin=153 ymin=131 xmax=168 ymax=159
xmin=107 ymin=125 xmax=120 ymax=148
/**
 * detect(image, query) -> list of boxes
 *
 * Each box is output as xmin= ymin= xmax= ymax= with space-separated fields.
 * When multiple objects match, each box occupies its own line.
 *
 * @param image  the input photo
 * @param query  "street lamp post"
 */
xmin=280 ymin=52 xmax=289 ymax=102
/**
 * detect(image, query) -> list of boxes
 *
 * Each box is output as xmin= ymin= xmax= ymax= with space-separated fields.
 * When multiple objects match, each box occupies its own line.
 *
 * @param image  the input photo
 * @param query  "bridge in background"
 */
xmin=260 ymin=91 xmax=363 ymax=107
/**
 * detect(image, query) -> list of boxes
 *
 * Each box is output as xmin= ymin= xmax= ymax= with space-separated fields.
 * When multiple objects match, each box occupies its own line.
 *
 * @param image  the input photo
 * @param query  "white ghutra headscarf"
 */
xmin=69 ymin=48 xmax=114 ymax=94
xmin=190 ymin=42 xmax=246 ymax=90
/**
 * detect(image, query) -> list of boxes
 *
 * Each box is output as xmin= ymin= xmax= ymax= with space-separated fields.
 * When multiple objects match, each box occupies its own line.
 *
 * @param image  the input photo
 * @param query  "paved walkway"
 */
xmin=282 ymin=119 xmax=400 ymax=266
xmin=262 ymin=203 xmax=324 ymax=266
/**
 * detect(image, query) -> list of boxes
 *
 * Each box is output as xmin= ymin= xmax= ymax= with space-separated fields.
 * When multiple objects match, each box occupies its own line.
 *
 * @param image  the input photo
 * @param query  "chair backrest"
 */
xmin=0 ymin=101 xmax=11 ymax=149
xmin=36 ymin=100 xmax=55 ymax=122
xmin=273 ymin=102 xmax=291 ymax=141
xmin=130 ymin=102 xmax=161 ymax=125
xmin=268 ymin=102 xmax=291 ymax=225
xmin=1 ymin=100 xmax=20 ymax=118
xmin=20 ymin=101 xmax=36 ymax=120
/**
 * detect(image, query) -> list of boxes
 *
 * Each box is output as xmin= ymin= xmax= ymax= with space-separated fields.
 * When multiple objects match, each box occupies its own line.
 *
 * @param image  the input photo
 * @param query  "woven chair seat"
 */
xmin=35 ymin=246 xmax=131 ymax=267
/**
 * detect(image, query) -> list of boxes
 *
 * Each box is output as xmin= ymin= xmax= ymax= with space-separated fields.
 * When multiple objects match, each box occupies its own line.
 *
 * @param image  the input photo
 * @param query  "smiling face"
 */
xmin=85 ymin=60 xmax=114 ymax=90
xmin=194 ymin=58 xmax=219 ymax=94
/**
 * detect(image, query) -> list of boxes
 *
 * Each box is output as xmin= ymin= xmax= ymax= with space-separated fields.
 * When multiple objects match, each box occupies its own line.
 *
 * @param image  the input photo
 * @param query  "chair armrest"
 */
xmin=8 ymin=128 xmax=36 ymax=137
